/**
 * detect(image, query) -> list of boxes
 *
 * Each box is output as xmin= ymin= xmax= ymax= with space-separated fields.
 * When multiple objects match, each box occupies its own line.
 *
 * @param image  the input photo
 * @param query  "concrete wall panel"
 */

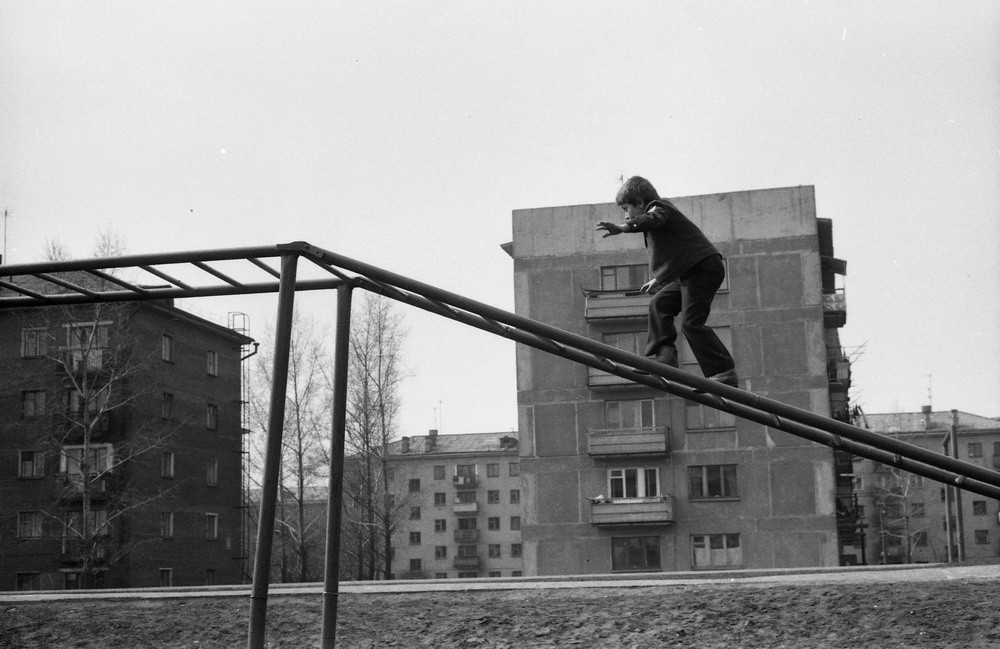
xmin=534 ymin=403 xmax=578 ymax=457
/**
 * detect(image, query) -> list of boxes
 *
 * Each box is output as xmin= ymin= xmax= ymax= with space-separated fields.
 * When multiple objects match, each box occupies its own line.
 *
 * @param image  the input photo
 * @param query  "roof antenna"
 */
xmin=927 ymin=373 xmax=933 ymax=410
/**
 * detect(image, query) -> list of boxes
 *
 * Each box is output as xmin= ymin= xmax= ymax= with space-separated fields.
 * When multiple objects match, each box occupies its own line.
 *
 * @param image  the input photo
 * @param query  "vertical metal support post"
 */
xmin=321 ymin=283 xmax=353 ymax=648
xmin=943 ymin=433 xmax=954 ymax=563
xmin=247 ymin=254 xmax=299 ymax=649
xmin=951 ymin=409 xmax=966 ymax=562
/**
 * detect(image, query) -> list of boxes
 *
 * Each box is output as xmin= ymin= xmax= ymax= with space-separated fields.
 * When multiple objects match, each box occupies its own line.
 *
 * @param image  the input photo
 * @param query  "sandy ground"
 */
xmin=2 ymin=579 xmax=999 ymax=648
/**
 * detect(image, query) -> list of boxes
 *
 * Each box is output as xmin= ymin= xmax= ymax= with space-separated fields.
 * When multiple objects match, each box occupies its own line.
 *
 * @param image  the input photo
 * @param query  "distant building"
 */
xmin=505 ymin=185 xmax=858 ymax=574
xmin=853 ymin=407 xmax=1000 ymax=564
xmin=387 ymin=430 xmax=524 ymax=579
xmin=0 ymin=298 xmax=251 ymax=590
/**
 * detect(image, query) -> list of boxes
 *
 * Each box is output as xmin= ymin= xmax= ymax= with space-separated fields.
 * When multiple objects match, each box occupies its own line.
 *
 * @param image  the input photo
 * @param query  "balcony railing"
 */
xmin=588 ymin=427 xmax=670 ymax=458
xmin=454 ymin=529 xmax=479 ymax=542
xmin=822 ymin=289 xmax=847 ymax=328
xmin=453 ymin=555 xmax=480 ymax=569
xmin=452 ymin=500 xmax=478 ymax=514
xmin=453 ymin=475 xmax=479 ymax=488
xmin=589 ymin=495 xmax=675 ymax=526
xmin=583 ymin=289 xmax=650 ymax=321
xmin=587 ymin=366 xmax=643 ymax=388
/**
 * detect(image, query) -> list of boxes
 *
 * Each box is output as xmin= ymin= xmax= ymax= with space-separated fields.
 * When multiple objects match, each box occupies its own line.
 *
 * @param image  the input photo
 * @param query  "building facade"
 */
xmin=853 ymin=408 xmax=1000 ymax=565
xmin=387 ymin=431 xmax=524 ymax=579
xmin=0 ymin=299 xmax=250 ymax=590
xmin=506 ymin=185 xmax=856 ymax=575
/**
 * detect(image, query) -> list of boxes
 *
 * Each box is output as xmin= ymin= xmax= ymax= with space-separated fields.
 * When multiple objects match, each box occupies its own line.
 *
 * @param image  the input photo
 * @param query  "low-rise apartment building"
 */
xmin=387 ymin=431 xmax=524 ymax=579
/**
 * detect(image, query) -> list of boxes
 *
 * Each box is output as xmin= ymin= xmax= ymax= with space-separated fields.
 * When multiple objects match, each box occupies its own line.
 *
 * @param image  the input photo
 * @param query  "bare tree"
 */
xmin=870 ymin=467 xmax=930 ymax=564
xmin=341 ymin=293 xmax=407 ymax=580
xmin=246 ymin=310 xmax=332 ymax=582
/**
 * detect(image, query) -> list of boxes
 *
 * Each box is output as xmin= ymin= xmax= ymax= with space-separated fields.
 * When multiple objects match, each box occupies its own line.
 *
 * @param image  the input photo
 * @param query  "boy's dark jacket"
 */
xmin=624 ymin=198 xmax=721 ymax=284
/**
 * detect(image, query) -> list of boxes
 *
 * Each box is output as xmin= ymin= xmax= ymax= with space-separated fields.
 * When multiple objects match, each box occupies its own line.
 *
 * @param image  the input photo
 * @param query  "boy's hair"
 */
xmin=615 ymin=176 xmax=660 ymax=207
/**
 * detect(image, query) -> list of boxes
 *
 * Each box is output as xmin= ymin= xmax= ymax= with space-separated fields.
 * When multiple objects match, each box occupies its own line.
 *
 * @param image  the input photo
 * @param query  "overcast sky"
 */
xmin=2 ymin=1 xmax=998 ymax=434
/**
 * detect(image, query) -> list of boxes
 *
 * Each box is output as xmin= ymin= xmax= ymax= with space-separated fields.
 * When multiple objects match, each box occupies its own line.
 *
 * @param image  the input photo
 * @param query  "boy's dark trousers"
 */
xmin=645 ymin=254 xmax=735 ymax=377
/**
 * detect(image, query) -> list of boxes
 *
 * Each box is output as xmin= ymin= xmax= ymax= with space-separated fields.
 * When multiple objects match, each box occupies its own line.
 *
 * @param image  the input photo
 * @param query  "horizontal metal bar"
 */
xmin=0 ymin=278 xmax=345 ymax=307
xmin=0 ymin=245 xmax=286 ymax=276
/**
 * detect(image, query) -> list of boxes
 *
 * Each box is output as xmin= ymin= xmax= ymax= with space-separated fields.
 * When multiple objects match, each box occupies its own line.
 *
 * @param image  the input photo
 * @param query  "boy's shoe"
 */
xmin=635 ymin=350 xmax=678 ymax=375
xmin=708 ymin=368 xmax=738 ymax=387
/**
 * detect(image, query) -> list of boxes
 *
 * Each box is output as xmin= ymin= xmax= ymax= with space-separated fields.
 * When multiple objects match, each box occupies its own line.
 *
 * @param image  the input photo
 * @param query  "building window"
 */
xmin=487 ymin=490 xmax=500 ymax=504
xmin=600 ymin=264 xmax=648 ymax=291
xmin=685 ymin=402 xmax=737 ymax=431
xmin=435 ymin=546 xmax=447 ymax=559
xmin=434 ymin=519 xmax=447 ymax=532
xmin=16 ymin=573 xmax=41 ymax=591
xmin=409 ymin=559 xmax=422 ymax=572
xmin=510 ymin=489 xmax=521 ymax=504
xmin=410 ymin=507 xmax=421 ymax=520
xmin=160 ymin=512 xmax=175 ymax=538
xmin=688 ymin=465 xmax=738 ymax=499
xmin=914 ymin=531 xmax=928 ymax=547
xmin=206 ymin=350 xmax=219 ymax=376
xmin=61 ymin=444 xmax=113 ymax=476
xmin=611 ymin=536 xmax=661 ymax=571
xmin=64 ymin=572 xmax=81 ymax=590
xmin=18 ymin=451 xmax=45 ymax=478
xmin=605 ymin=399 xmax=654 ymax=430
xmin=409 ymin=532 xmax=421 ymax=545
xmin=692 ymin=534 xmax=742 ymax=568
xmin=457 ymin=518 xmax=477 ymax=531
xmin=911 ymin=502 xmax=925 ymax=517
xmin=968 ymin=442 xmax=983 ymax=458
xmin=21 ymin=390 xmax=47 ymax=419
xmin=21 ymin=328 xmax=48 ymax=358
xmin=206 ymin=460 xmax=219 ymax=486
xmin=488 ymin=517 xmax=500 ymax=530
xmin=457 ymin=544 xmax=477 ymax=558
xmin=434 ymin=492 xmax=447 ymax=506
xmin=510 ymin=516 xmax=521 ymax=531
xmin=161 ymin=393 xmax=174 ymax=420
xmin=409 ymin=479 xmax=421 ymax=492
xmin=206 ymin=404 xmax=219 ymax=431
xmin=205 ymin=513 xmax=219 ymax=540
xmin=161 ymin=452 xmax=175 ymax=479
xmin=434 ymin=465 xmax=445 ymax=480
xmin=159 ymin=569 xmax=173 ymax=587
xmin=489 ymin=571 xmax=501 ymax=578
xmin=509 ymin=462 xmax=520 ymax=477
xmin=609 ymin=468 xmax=659 ymax=499
xmin=456 ymin=464 xmax=476 ymax=479
xmin=972 ymin=501 xmax=988 ymax=516
xmin=511 ymin=543 xmax=523 ymax=558
xmin=488 ymin=544 xmax=501 ymax=558
xmin=64 ymin=509 xmax=109 ymax=538
xmin=975 ymin=530 xmax=990 ymax=545
xmin=161 ymin=334 xmax=174 ymax=362
xmin=602 ymin=331 xmax=645 ymax=356
xmin=457 ymin=571 xmax=479 ymax=579
xmin=487 ymin=463 xmax=499 ymax=478
xmin=435 ymin=572 xmax=448 ymax=579
xmin=456 ymin=490 xmax=476 ymax=504
xmin=17 ymin=512 xmax=43 ymax=539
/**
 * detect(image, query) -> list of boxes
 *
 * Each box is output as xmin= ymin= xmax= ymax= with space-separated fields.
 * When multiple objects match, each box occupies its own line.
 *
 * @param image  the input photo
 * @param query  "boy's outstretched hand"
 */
xmin=596 ymin=221 xmax=626 ymax=237
xmin=639 ymin=278 xmax=659 ymax=294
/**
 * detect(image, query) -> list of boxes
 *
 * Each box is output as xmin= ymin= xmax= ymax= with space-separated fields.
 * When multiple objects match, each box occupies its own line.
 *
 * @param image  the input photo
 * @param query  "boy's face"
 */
xmin=620 ymin=202 xmax=645 ymax=219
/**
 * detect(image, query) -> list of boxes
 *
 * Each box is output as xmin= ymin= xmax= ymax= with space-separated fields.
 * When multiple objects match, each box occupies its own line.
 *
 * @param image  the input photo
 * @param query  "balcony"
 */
xmin=453 ymin=555 xmax=480 ymax=569
xmin=589 ymin=495 xmax=675 ymax=527
xmin=587 ymin=366 xmax=644 ymax=388
xmin=56 ymin=474 xmax=108 ymax=501
xmin=452 ymin=500 xmax=478 ymax=514
xmin=454 ymin=529 xmax=480 ymax=542
xmin=823 ymin=289 xmax=847 ymax=328
xmin=584 ymin=289 xmax=650 ymax=321
xmin=453 ymin=475 xmax=479 ymax=488
xmin=588 ymin=427 xmax=670 ymax=458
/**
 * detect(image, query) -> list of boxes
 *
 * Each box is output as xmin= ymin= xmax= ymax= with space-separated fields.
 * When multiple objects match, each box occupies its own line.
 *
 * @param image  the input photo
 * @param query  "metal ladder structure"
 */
xmin=2 ymin=240 xmax=998 ymax=649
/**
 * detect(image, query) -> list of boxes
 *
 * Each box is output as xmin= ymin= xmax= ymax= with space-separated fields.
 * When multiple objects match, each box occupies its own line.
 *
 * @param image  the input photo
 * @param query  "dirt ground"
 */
xmin=2 ymin=579 xmax=999 ymax=648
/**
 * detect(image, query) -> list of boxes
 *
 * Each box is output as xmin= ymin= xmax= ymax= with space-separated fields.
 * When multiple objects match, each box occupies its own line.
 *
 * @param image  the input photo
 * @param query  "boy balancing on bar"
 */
xmin=596 ymin=176 xmax=738 ymax=387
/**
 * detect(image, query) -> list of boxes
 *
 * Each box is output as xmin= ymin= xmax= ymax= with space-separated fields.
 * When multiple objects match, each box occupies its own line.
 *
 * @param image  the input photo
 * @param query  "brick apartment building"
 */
xmin=853 ymin=408 xmax=1000 ymax=564
xmin=0 ymin=298 xmax=251 ymax=590
xmin=504 ymin=185 xmax=858 ymax=574
xmin=387 ymin=430 xmax=524 ymax=579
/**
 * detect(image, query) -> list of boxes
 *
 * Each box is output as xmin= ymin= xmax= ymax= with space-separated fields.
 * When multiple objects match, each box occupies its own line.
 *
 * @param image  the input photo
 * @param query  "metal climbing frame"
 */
xmin=2 ymin=241 xmax=998 ymax=649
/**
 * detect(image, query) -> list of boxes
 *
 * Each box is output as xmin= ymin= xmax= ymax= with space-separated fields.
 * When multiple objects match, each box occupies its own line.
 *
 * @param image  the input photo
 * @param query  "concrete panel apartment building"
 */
xmin=0 ymin=296 xmax=251 ymax=590
xmin=505 ymin=185 xmax=859 ymax=575
xmin=387 ymin=431 xmax=525 ymax=579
